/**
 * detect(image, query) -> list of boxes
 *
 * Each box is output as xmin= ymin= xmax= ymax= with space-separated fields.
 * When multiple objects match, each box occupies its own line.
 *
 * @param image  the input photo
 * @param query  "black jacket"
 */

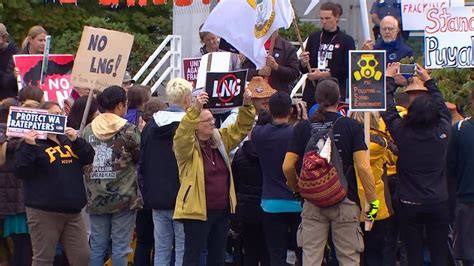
xmin=15 ymin=136 xmax=95 ymax=213
xmin=381 ymin=77 xmax=451 ymax=204
xmin=231 ymin=141 xmax=264 ymax=223
xmin=447 ymin=118 xmax=474 ymax=203
xmin=0 ymin=125 xmax=24 ymax=218
xmin=242 ymin=36 xmax=300 ymax=94
xmin=301 ymin=28 xmax=355 ymax=107
xmin=0 ymin=42 xmax=19 ymax=100
xmin=139 ymin=109 xmax=183 ymax=210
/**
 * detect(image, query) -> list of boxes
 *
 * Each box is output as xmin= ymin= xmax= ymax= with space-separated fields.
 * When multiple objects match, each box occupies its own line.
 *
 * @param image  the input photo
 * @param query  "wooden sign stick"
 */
xmin=290 ymin=1 xmax=316 ymax=87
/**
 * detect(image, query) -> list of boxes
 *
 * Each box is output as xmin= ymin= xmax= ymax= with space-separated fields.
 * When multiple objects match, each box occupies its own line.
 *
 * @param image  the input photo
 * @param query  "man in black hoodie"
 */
xmin=0 ymin=23 xmax=19 ymax=100
xmin=139 ymin=78 xmax=192 ymax=266
xmin=299 ymin=2 xmax=355 ymax=107
xmin=448 ymin=89 xmax=474 ymax=265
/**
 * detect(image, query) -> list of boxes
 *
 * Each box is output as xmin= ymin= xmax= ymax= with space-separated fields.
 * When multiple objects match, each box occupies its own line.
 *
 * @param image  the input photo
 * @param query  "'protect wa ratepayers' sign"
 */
xmin=7 ymin=107 xmax=67 ymax=138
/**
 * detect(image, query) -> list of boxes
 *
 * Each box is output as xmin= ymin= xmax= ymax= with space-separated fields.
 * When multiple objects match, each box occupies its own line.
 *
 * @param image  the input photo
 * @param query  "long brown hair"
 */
xmin=312 ymin=79 xmax=340 ymax=122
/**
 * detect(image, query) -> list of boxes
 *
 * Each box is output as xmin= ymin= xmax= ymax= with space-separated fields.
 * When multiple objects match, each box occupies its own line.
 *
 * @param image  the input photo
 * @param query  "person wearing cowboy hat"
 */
xmin=221 ymin=76 xmax=276 ymax=129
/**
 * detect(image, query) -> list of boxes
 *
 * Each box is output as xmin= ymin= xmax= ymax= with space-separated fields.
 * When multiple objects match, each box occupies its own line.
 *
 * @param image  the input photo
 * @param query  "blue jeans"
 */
xmin=89 ymin=210 xmax=137 ymax=266
xmin=153 ymin=209 xmax=185 ymax=266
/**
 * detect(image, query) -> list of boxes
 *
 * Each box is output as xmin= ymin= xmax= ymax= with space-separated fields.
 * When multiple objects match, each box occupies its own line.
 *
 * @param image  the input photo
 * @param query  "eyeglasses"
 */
xmin=199 ymin=117 xmax=215 ymax=124
xmin=381 ymin=27 xmax=397 ymax=32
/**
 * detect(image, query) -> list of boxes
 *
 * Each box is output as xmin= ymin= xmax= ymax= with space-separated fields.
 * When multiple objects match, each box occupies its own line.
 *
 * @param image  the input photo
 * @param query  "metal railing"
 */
xmin=133 ymin=35 xmax=182 ymax=94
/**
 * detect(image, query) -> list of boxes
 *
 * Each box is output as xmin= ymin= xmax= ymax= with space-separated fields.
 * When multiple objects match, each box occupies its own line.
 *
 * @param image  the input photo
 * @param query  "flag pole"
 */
xmin=268 ymin=31 xmax=278 ymax=59
xmin=265 ymin=31 xmax=278 ymax=82
xmin=290 ymin=1 xmax=316 ymax=87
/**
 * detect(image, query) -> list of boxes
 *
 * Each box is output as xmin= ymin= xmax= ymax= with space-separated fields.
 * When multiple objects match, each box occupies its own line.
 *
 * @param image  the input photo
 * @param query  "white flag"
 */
xmin=202 ymin=0 xmax=294 ymax=69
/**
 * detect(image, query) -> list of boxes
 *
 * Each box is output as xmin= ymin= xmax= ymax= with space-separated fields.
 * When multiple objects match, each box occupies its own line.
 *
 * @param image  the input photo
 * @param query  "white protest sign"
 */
xmin=71 ymin=26 xmax=134 ymax=91
xmin=195 ymin=52 xmax=232 ymax=90
xmin=424 ymin=7 xmax=474 ymax=69
xmin=401 ymin=0 xmax=464 ymax=31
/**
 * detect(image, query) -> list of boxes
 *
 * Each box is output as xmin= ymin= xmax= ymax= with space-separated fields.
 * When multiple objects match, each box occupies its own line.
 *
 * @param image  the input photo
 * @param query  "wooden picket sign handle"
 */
xmin=290 ymin=1 xmax=316 ymax=87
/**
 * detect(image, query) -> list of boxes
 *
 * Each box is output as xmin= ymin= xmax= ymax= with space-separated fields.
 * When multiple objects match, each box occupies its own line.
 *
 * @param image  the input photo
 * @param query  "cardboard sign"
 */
xmin=6 ymin=107 xmax=67 ymax=138
xmin=204 ymin=70 xmax=248 ymax=109
xmin=71 ymin=26 xmax=134 ymax=91
xmin=424 ymin=7 xmax=474 ymax=69
xmin=401 ymin=0 xmax=464 ymax=31
xmin=349 ymin=51 xmax=386 ymax=112
xmin=14 ymin=54 xmax=74 ymax=106
xmin=182 ymin=58 xmax=201 ymax=88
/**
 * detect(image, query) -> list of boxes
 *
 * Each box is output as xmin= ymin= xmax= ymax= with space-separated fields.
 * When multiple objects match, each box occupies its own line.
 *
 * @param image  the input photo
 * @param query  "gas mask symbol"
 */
xmin=354 ymin=54 xmax=382 ymax=81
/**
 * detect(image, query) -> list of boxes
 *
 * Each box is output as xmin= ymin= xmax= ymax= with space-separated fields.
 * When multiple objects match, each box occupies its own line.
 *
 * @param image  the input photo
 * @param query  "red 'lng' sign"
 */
xmin=14 ymin=54 xmax=74 ymax=106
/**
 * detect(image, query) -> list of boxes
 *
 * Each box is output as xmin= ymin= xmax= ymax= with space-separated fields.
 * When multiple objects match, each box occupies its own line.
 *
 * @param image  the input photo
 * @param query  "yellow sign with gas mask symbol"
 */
xmin=349 ymin=51 xmax=387 ymax=111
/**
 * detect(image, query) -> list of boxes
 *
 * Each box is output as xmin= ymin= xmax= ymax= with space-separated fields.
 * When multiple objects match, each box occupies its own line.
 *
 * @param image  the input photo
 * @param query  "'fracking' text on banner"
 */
xmin=401 ymin=0 xmax=464 ymax=31
xmin=6 ymin=107 xmax=67 ymax=138
xmin=204 ymin=70 xmax=248 ymax=110
xmin=182 ymin=58 xmax=201 ymax=88
xmin=14 ymin=54 xmax=74 ymax=106
xmin=71 ymin=26 xmax=134 ymax=91
xmin=349 ymin=51 xmax=386 ymax=112
xmin=424 ymin=7 xmax=474 ymax=69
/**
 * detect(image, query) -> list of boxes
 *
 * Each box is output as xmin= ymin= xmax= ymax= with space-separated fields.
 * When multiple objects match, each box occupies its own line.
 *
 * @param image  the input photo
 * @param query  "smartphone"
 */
xmin=398 ymin=64 xmax=416 ymax=75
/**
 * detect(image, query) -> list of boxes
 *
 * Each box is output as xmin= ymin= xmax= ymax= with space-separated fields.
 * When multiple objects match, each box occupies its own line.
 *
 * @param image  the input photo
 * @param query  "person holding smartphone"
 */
xmin=381 ymin=63 xmax=451 ymax=266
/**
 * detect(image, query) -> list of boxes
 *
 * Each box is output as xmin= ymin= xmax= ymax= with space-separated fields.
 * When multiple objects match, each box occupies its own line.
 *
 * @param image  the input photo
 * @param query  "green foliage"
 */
xmin=432 ymin=68 xmax=474 ymax=116
xmin=280 ymin=21 xmax=320 ymax=44
xmin=0 ymin=0 xmax=172 ymax=72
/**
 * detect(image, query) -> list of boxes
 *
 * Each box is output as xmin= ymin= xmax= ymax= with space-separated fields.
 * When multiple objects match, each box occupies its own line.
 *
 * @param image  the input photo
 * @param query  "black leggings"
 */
xmin=399 ymin=201 xmax=449 ymax=266
xmin=10 ymin=234 xmax=32 ymax=266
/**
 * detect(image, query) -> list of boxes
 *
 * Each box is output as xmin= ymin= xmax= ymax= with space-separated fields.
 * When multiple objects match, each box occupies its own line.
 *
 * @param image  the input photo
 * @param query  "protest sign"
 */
xmin=424 ymin=7 xmax=474 ymax=69
xmin=14 ymin=54 xmax=74 ymax=106
xmin=401 ymin=0 xmax=464 ymax=30
xmin=204 ymin=70 xmax=248 ymax=109
xmin=6 ymin=107 xmax=67 ymax=138
xmin=182 ymin=58 xmax=201 ymax=88
xmin=71 ymin=26 xmax=134 ymax=91
xmin=349 ymin=51 xmax=386 ymax=112
xmin=196 ymin=52 xmax=233 ymax=89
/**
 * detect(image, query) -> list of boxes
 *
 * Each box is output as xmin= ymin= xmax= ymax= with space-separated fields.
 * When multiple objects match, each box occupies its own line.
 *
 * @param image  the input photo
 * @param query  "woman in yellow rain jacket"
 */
xmin=351 ymin=111 xmax=396 ymax=266
xmin=173 ymin=90 xmax=255 ymax=266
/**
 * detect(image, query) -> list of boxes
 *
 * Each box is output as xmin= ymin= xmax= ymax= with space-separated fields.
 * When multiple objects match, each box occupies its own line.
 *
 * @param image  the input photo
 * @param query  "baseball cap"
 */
xmin=0 ymin=23 xmax=9 ymax=37
xmin=246 ymin=76 xmax=276 ymax=99
xmin=122 ymin=71 xmax=135 ymax=84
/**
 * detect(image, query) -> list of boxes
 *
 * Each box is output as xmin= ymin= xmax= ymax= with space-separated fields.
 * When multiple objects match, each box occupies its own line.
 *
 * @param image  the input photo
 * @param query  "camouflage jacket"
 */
xmin=82 ymin=123 xmax=141 ymax=214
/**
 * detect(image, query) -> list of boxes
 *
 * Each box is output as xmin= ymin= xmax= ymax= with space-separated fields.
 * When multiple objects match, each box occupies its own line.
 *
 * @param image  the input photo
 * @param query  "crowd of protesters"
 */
xmin=0 ymin=1 xmax=473 ymax=266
